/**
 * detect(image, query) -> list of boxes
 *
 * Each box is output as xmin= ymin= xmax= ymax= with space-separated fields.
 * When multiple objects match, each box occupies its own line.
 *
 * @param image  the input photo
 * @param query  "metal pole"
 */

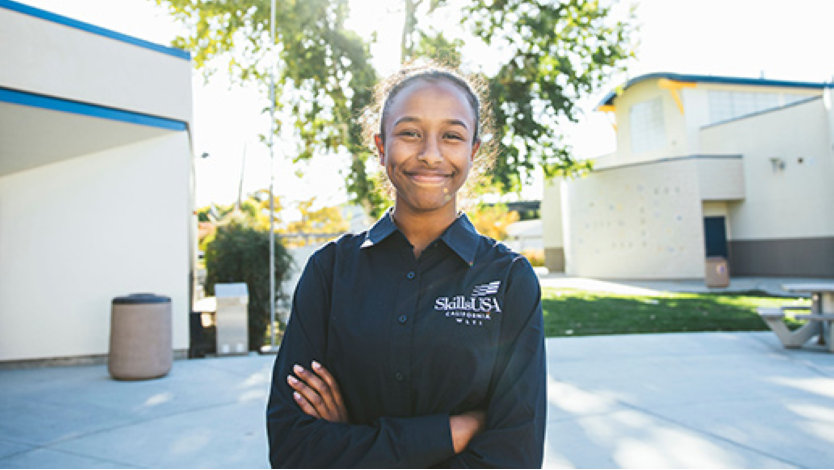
xmin=268 ymin=0 xmax=277 ymax=351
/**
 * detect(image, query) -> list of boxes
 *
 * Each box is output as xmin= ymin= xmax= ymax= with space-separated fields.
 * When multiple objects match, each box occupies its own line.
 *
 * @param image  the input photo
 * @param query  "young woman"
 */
xmin=266 ymin=66 xmax=546 ymax=468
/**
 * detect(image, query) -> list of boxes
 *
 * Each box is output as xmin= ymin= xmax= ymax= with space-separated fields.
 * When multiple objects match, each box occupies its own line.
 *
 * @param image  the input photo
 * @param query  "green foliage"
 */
xmin=156 ymin=0 xmax=380 ymax=210
xmin=399 ymin=0 xmax=635 ymax=194
xmin=204 ymin=220 xmax=293 ymax=351
xmin=541 ymin=289 xmax=807 ymax=337
xmin=159 ymin=0 xmax=634 ymax=212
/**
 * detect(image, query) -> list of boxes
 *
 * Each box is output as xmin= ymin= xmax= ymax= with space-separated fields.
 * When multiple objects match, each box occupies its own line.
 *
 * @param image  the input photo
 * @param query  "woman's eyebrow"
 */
xmin=392 ymin=116 xmax=470 ymax=129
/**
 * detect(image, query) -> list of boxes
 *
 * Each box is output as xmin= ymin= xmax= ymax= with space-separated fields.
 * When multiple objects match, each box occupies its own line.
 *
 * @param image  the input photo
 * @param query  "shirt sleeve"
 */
xmin=266 ymin=245 xmax=456 ymax=468
xmin=439 ymin=256 xmax=547 ymax=468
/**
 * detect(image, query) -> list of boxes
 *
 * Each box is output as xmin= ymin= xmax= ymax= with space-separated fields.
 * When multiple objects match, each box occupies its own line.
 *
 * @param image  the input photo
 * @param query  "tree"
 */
xmin=402 ymin=0 xmax=635 ymax=191
xmin=204 ymin=219 xmax=293 ymax=351
xmin=158 ymin=0 xmax=634 ymax=213
xmin=155 ymin=0 xmax=380 ymax=211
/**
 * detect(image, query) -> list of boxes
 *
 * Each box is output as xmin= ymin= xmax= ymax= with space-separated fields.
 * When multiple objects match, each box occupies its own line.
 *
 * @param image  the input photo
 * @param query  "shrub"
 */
xmin=204 ymin=219 xmax=293 ymax=351
xmin=521 ymin=248 xmax=545 ymax=267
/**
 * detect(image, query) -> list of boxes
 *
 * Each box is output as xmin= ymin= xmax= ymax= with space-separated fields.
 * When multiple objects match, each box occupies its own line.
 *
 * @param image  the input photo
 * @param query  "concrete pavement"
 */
xmin=2 ymin=330 xmax=833 ymax=468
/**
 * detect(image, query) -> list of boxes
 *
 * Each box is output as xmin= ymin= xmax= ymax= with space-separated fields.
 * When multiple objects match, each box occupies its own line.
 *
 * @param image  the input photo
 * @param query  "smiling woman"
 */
xmin=265 ymin=65 xmax=546 ymax=468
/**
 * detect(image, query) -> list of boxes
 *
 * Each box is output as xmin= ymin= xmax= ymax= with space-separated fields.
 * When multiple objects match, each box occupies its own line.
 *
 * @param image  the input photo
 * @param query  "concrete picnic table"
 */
xmin=759 ymin=282 xmax=834 ymax=352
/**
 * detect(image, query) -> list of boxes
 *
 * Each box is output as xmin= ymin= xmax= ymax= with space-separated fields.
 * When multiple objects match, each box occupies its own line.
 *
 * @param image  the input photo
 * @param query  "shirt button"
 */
xmin=394 ymin=371 xmax=404 ymax=382
xmin=406 ymin=271 xmax=415 ymax=280
xmin=398 ymin=314 xmax=408 ymax=324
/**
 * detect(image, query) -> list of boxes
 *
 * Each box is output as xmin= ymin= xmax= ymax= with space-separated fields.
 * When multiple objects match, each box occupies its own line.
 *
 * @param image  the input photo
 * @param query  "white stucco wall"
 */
xmin=0 ymin=133 xmax=191 ymax=361
xmin=541 ymin=180 xmax=563 ymax=249
xmin=562 ymin=159 xmax=705 ymax=279
xmin=700 ymin=97 xmax=834 ymax=240
xmin=0 ymin=7 xmax=192 ymax=123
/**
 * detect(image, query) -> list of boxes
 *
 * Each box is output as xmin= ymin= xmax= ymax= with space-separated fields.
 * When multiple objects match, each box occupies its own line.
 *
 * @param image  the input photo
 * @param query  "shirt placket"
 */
xmin=387 ymin=253 xmax=420 ymax=415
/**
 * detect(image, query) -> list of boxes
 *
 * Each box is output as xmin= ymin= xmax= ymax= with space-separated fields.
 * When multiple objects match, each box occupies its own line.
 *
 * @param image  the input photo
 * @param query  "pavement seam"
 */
xmin=613 ymin=398 xmax=806 ymax=468
xmin=20 ymin=397 xmax=261 ymax=462
xmin=748 ymin=335 xmax=834 ymax=378
xmin=0 ymin=443 xmax=141 ymax=468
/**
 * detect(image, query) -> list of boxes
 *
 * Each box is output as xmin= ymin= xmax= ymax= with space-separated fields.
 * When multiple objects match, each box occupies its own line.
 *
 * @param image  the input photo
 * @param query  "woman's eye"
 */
xmin=398 ymin=130 xmax=420 ymax=139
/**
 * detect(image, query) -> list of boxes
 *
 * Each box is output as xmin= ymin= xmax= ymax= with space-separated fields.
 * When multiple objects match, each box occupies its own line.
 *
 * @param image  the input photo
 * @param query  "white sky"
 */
xmin=16 ymin=0 xmax=834 ymax=208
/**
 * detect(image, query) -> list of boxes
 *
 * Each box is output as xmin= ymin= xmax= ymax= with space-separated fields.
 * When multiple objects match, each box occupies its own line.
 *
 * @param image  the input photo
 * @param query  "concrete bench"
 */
xmin=794 ymin=313 xmax=834 ymax=321
xmin=781 ymin=305 xmax=811 ymax=312
xmin=757 ymin=306 xmax=826 ymax=350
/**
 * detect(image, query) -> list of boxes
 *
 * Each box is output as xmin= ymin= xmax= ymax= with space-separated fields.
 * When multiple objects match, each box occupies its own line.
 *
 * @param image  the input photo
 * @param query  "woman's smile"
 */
xmin=404 ymin=170 xmax=454 ymax=185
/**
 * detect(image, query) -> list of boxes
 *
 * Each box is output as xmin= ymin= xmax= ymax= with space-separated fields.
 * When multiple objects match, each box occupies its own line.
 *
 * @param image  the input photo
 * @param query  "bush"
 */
xmin=204 ymin=220 xmax=293 ymax=351
xmin=520 ymin=249 xmax=545 ymax=267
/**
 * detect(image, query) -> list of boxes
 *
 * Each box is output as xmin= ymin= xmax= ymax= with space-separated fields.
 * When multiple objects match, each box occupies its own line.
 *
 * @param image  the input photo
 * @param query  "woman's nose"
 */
xmin=417 ymin=137 xmax=443 ymax=166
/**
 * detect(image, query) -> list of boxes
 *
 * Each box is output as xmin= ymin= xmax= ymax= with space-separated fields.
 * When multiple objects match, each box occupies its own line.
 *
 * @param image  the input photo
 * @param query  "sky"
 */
xmin=16 ymin=0 xmax=834 ymax=209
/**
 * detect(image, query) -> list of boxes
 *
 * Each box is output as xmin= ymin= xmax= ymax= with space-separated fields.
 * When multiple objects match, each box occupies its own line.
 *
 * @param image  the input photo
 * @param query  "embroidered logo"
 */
xmin=471 ymin=281 xmax=500 ymax=297
xmin=434 ymin=281 xmax=502 ymax=327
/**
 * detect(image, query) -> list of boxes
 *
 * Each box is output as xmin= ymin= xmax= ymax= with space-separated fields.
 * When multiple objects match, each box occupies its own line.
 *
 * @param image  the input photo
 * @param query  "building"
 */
xmin=0 ymin=0 xmax=195 ymax=363
xmin=542 ymin=72 xmax=834 ymax=279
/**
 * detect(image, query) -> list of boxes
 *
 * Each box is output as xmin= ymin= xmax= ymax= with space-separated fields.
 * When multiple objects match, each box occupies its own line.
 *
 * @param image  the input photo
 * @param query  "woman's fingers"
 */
xmin=311 ymin=361 xmax=348 ymax=422
xmin=291 ymin=389 xmax=321 ymax=418
xmin=287 ymin=362 xmax=348 ymax=423
xmin=292 ymin=364 xmax=335 ymax=415
xmin=286 ymin=373 xmax=326 ymax=417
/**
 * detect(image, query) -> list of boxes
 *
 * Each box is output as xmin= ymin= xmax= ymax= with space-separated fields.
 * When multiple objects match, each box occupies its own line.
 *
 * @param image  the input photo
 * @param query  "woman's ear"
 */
xmin=470 ymin=139 xmax=481 ymax=162
xmin=374 ymin=134 xmax=385 ymax=165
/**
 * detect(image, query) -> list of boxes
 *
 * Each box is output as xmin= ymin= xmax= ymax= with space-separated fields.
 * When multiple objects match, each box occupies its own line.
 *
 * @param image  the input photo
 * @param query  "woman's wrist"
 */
xmin=449 ymin=411 xmax=486 ymax=454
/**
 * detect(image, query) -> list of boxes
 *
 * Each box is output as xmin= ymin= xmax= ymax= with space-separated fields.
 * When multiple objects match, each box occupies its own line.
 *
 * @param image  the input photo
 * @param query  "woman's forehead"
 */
xmin=385 ymin=79 xmax=476 ymax=127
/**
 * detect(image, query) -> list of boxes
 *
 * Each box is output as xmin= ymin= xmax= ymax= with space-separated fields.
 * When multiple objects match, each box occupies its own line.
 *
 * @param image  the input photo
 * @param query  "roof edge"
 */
xmin=0 ymin=86 xmax=188 ymax=131
xmin=0 ymin=0 xmax=190 ymax=61
xmin=597 ymin=72 xmax=833 ymax=109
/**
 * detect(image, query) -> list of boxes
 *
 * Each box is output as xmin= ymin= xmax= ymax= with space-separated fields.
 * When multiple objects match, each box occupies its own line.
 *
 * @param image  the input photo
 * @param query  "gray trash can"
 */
xmin=215 ymin=283 xmax=249 ymax=356
xmin=109 ymin=293 xmax=172 ymax=380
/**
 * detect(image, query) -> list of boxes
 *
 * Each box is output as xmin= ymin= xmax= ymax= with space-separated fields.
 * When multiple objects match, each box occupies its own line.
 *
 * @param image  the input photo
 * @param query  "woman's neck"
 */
xmin=391 ymin=203 xmax=458 ymax=259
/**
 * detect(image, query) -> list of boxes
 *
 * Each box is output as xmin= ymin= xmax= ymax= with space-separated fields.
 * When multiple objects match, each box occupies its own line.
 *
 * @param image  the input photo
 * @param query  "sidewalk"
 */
xmin=2 ymin=331 xmax=833 ymax=468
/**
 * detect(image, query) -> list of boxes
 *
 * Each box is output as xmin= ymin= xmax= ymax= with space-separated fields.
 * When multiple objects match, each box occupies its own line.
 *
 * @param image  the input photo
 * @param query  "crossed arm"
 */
xmin=286 ymin=360 xmax=486 ymax=454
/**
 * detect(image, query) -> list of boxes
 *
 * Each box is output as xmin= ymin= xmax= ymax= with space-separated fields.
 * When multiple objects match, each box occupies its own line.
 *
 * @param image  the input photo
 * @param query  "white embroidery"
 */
xmin=471 ymin=281 xmax=500 ymax=297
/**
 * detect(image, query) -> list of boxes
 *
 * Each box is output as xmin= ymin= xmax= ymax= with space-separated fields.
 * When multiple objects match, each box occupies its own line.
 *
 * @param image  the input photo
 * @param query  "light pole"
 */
xmin=266 ymin=0 xmax=278 ymax=354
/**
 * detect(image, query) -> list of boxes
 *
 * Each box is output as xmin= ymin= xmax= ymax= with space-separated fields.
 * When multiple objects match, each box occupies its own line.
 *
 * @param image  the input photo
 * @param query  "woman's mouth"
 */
xmin=406 ymin=171 xmax=451 ymax=184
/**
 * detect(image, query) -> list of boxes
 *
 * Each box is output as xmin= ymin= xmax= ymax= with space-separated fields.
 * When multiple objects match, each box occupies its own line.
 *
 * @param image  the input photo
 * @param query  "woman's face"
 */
xmin=375 ymin=78 xmax=480 ymax=214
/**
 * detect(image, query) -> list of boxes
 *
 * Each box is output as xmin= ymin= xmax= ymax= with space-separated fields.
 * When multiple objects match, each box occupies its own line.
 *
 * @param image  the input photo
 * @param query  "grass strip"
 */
xmin=541 ymin=288 xmax=809 ymax=337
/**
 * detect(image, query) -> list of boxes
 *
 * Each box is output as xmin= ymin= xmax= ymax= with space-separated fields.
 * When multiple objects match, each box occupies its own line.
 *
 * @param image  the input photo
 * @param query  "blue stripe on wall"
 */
xmin=0 ymin=0 xmax=190 ymax=60
xmin=0 ymin=87 xmax=188 ymax=131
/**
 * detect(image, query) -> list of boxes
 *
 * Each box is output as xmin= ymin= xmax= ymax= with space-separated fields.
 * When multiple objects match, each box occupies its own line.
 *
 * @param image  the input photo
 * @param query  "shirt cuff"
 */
xmin=387 ymin=413 xmax=455 ymax=466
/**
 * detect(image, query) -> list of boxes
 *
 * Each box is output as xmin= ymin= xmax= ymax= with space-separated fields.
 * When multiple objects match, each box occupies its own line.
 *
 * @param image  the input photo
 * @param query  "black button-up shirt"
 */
xmin=267 ymin=212 xmax=546 ymax=468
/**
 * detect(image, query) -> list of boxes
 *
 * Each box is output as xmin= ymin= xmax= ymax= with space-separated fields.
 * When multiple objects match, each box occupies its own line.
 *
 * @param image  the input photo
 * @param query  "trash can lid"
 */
xmin=113 ymin=293 xmax=171 ymax=304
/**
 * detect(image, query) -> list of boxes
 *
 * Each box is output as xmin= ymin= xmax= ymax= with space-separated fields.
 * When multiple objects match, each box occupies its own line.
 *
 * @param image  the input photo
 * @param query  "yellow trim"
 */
xmin=657 ymin=79 xmax=696 ymax=114
xmin=598 ymin=104 xmax=616 ymax=113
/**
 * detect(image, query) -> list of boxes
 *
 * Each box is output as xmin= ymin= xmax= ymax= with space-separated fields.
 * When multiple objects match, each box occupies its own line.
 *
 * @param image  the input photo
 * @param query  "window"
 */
xmin=629 ymin=97 xmax=666 ymax=154
xmin=708 ymin=90 xmax=806 ymax=124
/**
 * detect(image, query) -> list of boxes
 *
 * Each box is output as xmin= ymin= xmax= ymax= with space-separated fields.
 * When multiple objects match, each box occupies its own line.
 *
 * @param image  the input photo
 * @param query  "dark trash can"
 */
xmin=109 ymin=293 xmax=172 ymax=380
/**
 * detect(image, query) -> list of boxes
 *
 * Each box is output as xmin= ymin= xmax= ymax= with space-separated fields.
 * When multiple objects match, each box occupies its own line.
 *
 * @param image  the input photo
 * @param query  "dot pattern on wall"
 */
xmin=565 ymin=161 xmax=704 ymax=278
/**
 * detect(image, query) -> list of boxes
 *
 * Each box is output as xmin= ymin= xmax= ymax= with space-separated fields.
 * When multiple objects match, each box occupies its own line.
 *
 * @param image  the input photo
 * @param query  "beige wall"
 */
xmin=562 ymin=159 xmax=705 ymax=279
xmin=696 ymin=157 xmax=745 ymax=201
xmin=0 ymin=134 xmax=192 ymax=361
xmin=612 ymin=80 xmax=689 ymax=165
xmin=700 ymin=97 xmax=834 ymax=240
xmin=0 ymin=7 xmax=192 ymax=123
xmin=541 ymin=180 xmax=563 ymax=249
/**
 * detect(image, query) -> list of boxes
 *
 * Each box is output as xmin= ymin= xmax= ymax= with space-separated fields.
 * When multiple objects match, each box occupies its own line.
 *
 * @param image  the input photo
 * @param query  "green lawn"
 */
xmin=541 ymin=288 xmax=809 ymax=337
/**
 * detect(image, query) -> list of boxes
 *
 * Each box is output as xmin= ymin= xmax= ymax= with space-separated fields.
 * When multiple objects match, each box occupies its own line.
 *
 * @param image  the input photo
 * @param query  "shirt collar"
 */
xmin=361 ymin=209 xmax=479 ymax=267
xmin=360 ymin=209 xmax=398 ymax=249
xmin=439 ymin=213 xmax=479 ymax=267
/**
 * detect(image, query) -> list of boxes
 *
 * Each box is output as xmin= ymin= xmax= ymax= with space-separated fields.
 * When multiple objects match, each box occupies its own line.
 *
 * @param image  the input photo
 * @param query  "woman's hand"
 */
xmin=287 ymin=361 xmax=349 ymax=423
xmin=449 ymin=410 xmax=486 ymax=454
